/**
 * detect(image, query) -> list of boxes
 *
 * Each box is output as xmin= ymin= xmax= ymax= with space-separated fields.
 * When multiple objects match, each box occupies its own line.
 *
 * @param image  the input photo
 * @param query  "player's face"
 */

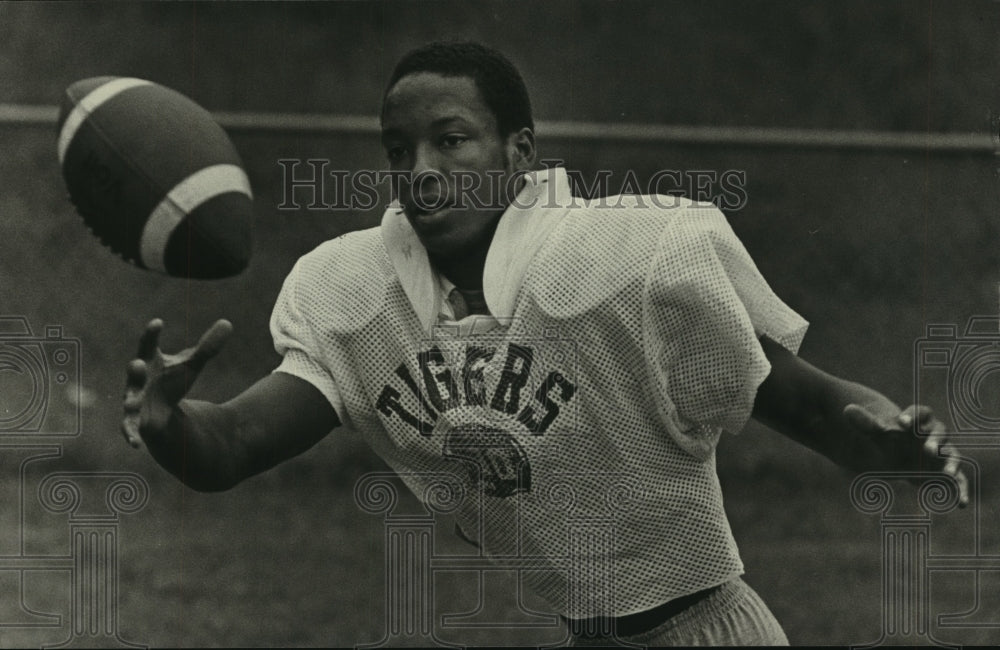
xmin=381 ymin=72 xmax=534 ymax=257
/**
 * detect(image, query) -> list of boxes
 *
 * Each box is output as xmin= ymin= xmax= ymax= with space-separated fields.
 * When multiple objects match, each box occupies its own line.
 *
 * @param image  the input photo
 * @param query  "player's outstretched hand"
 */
xmin=843 ymin=403 xmax=969 ymax=507
xmin=121 ymin=318 xmax=233 ymax=449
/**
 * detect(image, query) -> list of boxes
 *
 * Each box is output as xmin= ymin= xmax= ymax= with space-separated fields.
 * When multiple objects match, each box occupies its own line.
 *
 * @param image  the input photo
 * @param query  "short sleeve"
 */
xmin=642 ymin=204 xmax=808 ymax=458
xmin=270 ymin=259 xmax=347 ymax=425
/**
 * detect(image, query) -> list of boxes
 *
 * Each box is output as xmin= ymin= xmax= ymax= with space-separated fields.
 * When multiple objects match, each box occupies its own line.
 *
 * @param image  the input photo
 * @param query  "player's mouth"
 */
xmin=406 ymin=201 xmax=453 ymax=224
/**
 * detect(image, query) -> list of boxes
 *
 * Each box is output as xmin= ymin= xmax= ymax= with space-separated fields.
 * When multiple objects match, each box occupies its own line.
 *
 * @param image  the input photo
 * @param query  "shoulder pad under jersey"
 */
xmin=291 ymin=228 xmax=392 ymax=334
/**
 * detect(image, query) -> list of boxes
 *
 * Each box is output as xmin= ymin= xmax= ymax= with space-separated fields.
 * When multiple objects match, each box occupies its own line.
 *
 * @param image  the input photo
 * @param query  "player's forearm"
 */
xmin=753 ymin=336 xmax=902 ymax=469
xmin=143 ymin=399 xmax=249 ymax=492
xmin=787 ymin=376 xmax=902 ymax=468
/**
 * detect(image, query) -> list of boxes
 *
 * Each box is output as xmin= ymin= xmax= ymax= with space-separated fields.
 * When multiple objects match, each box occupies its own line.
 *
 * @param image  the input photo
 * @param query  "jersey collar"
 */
xmin=381 ymin=166 xmax=573 ymax=333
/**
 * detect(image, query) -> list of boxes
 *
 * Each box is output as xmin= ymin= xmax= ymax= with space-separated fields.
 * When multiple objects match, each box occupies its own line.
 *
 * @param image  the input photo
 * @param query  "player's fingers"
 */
xmin=120 ymin=414 xmax=142 ymax=449
xmin=922 ymin=422 xmax=951 ymax=459
xmin=136 ymin=319 xmax=164 ymax=360
xmin=939 ymin=442 xmax=969 ymax=508
xmin=843 ymin=403 xmax=893 ymax=433
xmin=940 ymin=450 xmax=969 ymax=508
xmin=187 ymin=319 xmax=233 ymax=372
xmin=954 ymin=471 xmax=970 ymax=509
xmin=125 ymin=358 xmax=148 ymax=391
xmin=122 ymin=360 xmax=146 ymax=449
xmin=898 ymin=404 xmax=934 ymax=429
xmin=123 ymin=386 xmax=145 ymax=414
xmin=918 ymin=432 xmax=969 ymax=508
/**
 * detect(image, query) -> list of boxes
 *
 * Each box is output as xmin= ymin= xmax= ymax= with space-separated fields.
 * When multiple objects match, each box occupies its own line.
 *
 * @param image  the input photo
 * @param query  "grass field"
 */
xmin=3 ymin=1 xmax=1000 ymax=646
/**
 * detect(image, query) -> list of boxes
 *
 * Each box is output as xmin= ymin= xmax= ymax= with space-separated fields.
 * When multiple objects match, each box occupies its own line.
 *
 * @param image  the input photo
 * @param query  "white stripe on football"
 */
xmin=58 ymin=76 xmax=253 ymax=279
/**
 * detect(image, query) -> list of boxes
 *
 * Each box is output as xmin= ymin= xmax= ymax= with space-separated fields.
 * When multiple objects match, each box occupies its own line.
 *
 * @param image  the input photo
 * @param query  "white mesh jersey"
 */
xmin=270 ymin=167 xmax=808 ymax=618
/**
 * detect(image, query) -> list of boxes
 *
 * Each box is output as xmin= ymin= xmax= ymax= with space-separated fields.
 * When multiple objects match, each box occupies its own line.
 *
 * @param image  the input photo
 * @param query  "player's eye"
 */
xmin=385 ymin=145 xmax=408 ymax=163
xmin=440 ymin=134 xmax=468 ymax=149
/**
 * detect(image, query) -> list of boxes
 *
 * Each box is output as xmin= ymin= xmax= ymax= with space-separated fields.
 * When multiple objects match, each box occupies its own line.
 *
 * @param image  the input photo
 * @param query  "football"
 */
xmin=57 ymin=77 xmax=253 ymax=279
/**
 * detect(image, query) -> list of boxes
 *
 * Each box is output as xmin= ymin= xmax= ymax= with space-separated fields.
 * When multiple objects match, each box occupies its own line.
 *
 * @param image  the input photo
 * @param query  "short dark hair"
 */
xmin=382 ymin=41 xmax=534 ymax=137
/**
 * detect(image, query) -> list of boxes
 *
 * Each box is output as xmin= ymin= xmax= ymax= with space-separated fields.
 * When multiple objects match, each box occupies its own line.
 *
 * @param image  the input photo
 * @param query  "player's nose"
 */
xmin=406 ymin=179 xmax=448 ymax=215
xmin=409 ymin=142 xmax=444 ymax=176
xmin=402 ymin=146 xmax=448 ymax=212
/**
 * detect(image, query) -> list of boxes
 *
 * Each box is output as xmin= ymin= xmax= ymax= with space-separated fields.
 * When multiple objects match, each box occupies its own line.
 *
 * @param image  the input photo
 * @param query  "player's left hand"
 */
xmin=843 ymin=403 xmax=969 ymax=508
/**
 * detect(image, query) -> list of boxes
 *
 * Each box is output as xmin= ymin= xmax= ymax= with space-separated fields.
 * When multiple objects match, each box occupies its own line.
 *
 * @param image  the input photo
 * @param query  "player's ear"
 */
xmin=508 ymin=127 xmax=536 ymax=171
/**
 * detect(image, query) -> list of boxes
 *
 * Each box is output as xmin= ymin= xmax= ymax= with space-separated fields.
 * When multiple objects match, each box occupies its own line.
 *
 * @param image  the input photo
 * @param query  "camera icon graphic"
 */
xmin=0 ymin=316 xmax=81 ymax=435
xmin=915 ymin=317 xmax=1000 ymax=434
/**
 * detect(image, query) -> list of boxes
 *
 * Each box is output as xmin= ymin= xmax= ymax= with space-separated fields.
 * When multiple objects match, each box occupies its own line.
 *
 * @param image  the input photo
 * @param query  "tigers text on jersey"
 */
xmin=270 ymin=166 xmax=808 ymax=618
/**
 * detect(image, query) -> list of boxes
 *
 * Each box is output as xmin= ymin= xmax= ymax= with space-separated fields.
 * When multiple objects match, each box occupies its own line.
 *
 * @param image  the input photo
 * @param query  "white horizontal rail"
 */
xmin=2 ymin=103 xmax=996 ymax=155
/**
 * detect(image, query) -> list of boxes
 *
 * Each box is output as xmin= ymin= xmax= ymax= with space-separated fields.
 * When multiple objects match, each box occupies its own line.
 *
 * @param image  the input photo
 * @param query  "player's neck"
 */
xmin=428 ymin=217 xmax=501 ymax=291
xmin=430 ymin=246 xmax=488 ymax=291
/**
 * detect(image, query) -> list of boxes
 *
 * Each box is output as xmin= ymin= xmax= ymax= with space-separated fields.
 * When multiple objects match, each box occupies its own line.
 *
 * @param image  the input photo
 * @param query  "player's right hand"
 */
xmin=121 ymin=318 xmax=233 ymax=449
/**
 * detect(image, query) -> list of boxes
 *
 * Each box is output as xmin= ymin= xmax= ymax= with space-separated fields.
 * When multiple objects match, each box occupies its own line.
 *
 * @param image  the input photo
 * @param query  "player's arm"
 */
xmin=121 ymin=319 xmax=339 ymax=492
xmin=751 ymin=335 xmax=968 ymax=505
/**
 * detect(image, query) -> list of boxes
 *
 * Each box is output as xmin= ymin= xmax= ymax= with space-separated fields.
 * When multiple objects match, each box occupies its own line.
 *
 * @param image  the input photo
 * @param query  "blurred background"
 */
xmin=2 ymin=0 xmax=1000 ymax=646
